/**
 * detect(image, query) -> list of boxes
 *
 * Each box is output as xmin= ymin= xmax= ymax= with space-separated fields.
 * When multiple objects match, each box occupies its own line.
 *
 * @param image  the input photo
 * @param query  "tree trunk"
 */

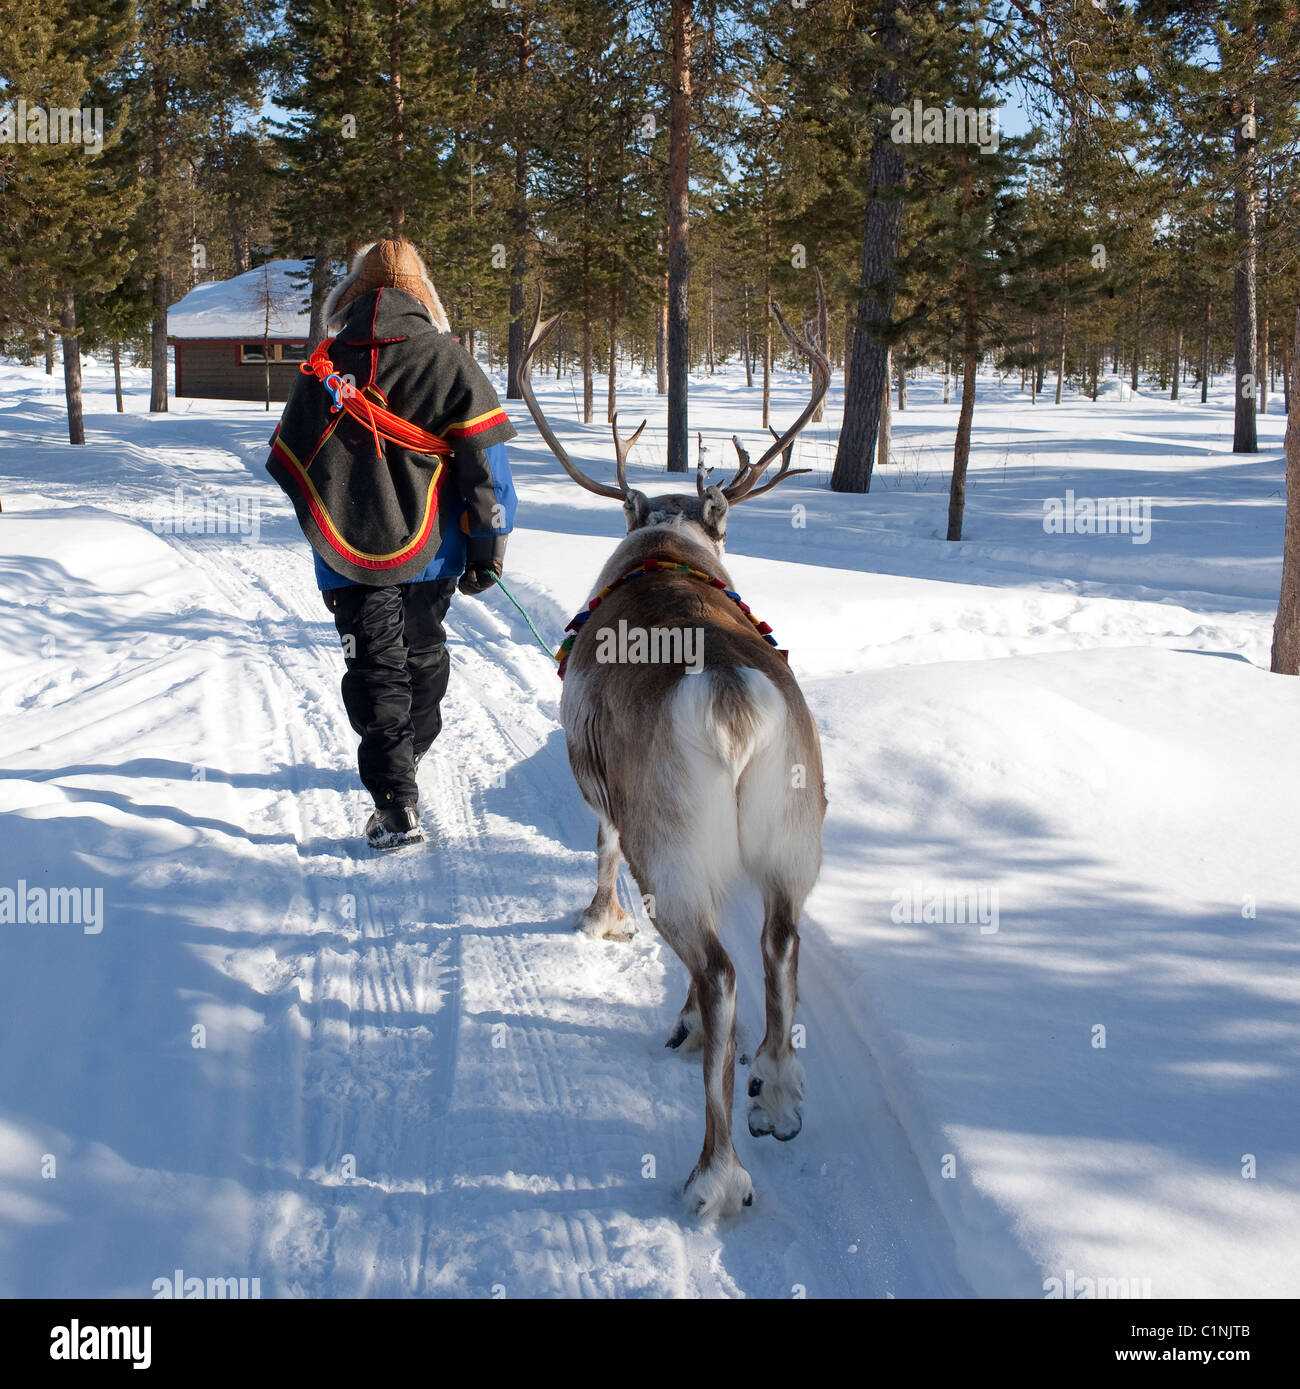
xmin=947 ymin=288 xmax=979 ymax=542
xmin=810 ymin=275 xmax=828 ymax=424
xmin=1270 ymin=309 xmax=1300 ymax=674
xmin=742 ymin=284 xmax=753 ymax=389
xmin=1231 ymin=117 xmax=1261 ymax=434
xmin=1260 ymin=309 xmax=1269 ymax=415
xmin=1130 ymin=280 xmax=1143 ymax=393
xmin=831 ymin=3 xmax=909 ymax=492
xmin=896 ymin=351 xmax=907 ymax=410
xmin=388 ymin=0 xmax=407 ymax=235
xmin=706 ymin=267 xmax=715 ymax=374
xmin=44 ymin=308 xmax=54 ymax=373
xmin=762 ymin=294 xmax=773 ymax=428
xmin=582 ymin=315 xmax=594 ymax=424
xmin=665 ymin=0 xmax=692 ymax=471
xmin=1282 ymin=321 xmax=1292 ymax=416
xmin=842 ymin=310 xmax=853 ymax=396
xmin=1171 ymin=327 xmax=1182 ymax=400
xmin=150 ymin=272 xmax=169 ymax=412
xmin=877 ymin=347 xmax=891 ymax=470
xmin=215 ymin=107 xmax=249 ymax=275
xmin=1053 ymin=300 xmax=1067 ymax=404
xmin=112 ymin=341 xmax=124 ymax=413
xmin=60 ymin=291 xmax=85 ymax=446
xmin=505 ymin=20 xmax=534 ymax=400
xmin=149 ymin=53 xmax=170 ymax=414
xmin=505 ymin=144 xmax=528 ymax=399
xmin=656 ymin=272 xmax=668 ymax=395
xmin=761 ymin=203 xmax=772 ymax=429
xmin=606 ymin=285 xmax=619 ymax=423
xmin=308 ymin=241 xmax=332 ymax=349
xmin=1232 ymin=97 xmax=1258 ymax=450
xmin=1201 ymin=296 xmax=1211 ymax=404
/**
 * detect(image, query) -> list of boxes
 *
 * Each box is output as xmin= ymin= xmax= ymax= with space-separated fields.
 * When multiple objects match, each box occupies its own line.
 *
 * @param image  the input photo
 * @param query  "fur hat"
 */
xmin=323 ymin=238 xmax=450 ymax=333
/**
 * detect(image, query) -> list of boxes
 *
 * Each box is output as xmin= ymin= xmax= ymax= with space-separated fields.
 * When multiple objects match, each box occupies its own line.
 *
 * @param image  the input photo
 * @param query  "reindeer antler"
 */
xmin=612 ymin=413 xmax=646 ymax=495
xmin=519 ymin=287 xmax=646 ymax=500
xmin=720 ymin=271 xmax=830 ymax=504
xmin=725 ymin=424 xmax=813 ymax=502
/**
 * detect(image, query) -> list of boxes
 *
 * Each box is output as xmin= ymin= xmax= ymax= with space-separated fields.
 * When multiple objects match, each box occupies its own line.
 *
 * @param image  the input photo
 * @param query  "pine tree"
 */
xmin=129 ymin=0 xmax=265 ymax=412
xmin=883 ymin=0 xmax=1079 ymax=538
xmin=273 ymin=0 xmax=387 ymax=338
xmin=531 ymin=2 xmax=659 ymax=423
xmin=1141 ymin=1 xmax=1300 ymax=451
xmin=0 ymin=0 xmax=139 ymax=443
xmin=1272 ymin=308 xmax=1300 ymax=673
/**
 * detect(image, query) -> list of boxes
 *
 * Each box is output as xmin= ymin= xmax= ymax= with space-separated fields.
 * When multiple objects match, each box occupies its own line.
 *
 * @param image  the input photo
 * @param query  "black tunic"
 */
xmin=267 ymin=286 xmax=516 ymax=587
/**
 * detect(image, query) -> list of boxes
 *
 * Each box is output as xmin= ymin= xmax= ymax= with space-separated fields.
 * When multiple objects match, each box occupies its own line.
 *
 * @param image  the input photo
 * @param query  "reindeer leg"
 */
xmin=578 ymin=818 xmax=634 ymax=941
xmin=665 ymin=977 xmax=702 ymax=1052
xmin=678 ymin=934 xmax=753 ymax=1220
xmin=747 ymin=888 xmax=805 ymax=1141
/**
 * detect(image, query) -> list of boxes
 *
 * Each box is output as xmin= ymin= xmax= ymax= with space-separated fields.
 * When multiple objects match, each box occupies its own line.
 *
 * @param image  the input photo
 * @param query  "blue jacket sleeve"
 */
xmin=461 ymin=440 xmax=516 ymax=538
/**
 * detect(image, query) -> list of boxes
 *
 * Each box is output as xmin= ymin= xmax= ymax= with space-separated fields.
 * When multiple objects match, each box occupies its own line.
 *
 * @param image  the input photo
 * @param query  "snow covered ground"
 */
xmin=0 ymin=352 xmax=1295 ymax=1298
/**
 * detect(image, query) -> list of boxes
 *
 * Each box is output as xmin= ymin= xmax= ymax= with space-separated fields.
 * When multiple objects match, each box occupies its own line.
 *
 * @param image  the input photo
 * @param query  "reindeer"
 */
xmin=519 ymin=287 xmax=829 ymax=1221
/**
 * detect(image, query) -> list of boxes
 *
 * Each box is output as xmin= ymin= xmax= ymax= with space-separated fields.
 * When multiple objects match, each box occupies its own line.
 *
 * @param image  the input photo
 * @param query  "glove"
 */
xmin=458 ymin=560 xmax=501 ymax=596
xmin=458 ymin=533 xmax=506 ymax=597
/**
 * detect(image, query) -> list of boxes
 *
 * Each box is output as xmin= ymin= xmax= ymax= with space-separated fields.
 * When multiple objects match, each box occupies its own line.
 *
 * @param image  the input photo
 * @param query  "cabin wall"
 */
xmin=174 ymin=340 xmax=306 ymax=403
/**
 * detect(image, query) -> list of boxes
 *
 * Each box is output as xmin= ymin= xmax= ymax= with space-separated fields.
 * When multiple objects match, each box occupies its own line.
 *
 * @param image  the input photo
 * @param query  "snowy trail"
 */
xmin=4 ymin=362 xmax=1294 ymax=1299
xmin=204 ymin=504 xmax=969 ymax=1299
xmin=0 ymin=393 xmax=967 ymax=1297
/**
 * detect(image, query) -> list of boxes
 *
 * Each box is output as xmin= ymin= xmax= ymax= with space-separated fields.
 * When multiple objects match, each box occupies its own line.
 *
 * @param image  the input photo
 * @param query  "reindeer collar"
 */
xmin=555 ymin=558 xmax=787 ymax=679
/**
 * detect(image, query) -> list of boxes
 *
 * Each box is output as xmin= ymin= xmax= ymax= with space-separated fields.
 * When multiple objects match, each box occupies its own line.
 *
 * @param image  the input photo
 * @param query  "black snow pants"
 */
xmin=322 ymin=578 xmax=457 ymax=809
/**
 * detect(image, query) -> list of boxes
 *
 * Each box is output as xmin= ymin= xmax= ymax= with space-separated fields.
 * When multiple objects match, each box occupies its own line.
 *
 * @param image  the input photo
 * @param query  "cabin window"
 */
xmin=240 ymin=342 xmax=307 ymax=364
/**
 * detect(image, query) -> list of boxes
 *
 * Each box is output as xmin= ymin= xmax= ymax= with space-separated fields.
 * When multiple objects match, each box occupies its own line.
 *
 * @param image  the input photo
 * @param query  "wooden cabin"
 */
xmin=167 ymin=260 xmax=313 ymax=403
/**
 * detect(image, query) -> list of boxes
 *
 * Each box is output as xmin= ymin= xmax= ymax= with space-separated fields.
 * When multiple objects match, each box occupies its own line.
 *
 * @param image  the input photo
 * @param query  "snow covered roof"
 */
xmin=167 ymin=260 xmax=313 ymax=339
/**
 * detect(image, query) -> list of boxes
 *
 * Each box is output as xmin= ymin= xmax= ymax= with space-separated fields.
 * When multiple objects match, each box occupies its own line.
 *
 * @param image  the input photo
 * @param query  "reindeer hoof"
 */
xmin=746 ymin=1052 xmax=805 ymax=1142
xmin=683 ymin=1156 xmax=754 ymax=1221
xmin=749 ymin=1109 xmax=803 ymax=1141
xmin=577 ymin=907 xmax=635 ymax=942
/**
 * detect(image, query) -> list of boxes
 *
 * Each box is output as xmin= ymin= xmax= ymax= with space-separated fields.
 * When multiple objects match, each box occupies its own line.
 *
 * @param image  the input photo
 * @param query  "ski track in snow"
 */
xmin=3 ymin=363 xmax=1293 ymax=1299
xmin=0 ymin=393 xmax=968 ymax=1298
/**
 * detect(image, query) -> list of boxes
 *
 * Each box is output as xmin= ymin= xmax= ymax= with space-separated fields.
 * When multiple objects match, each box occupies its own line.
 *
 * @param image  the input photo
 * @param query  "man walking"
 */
xmin=267 ymin=238 xmax=517 ymax=849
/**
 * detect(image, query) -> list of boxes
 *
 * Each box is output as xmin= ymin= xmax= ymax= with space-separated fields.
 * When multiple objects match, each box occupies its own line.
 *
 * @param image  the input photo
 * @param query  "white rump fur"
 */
xmin=649 ymin=665 xmax=810 ymax=926
xmin=323 ymin=242 xmax=451 ymax=333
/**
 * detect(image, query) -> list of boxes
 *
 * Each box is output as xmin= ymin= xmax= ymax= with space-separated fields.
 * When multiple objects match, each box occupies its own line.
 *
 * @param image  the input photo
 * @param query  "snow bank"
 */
xmin=808 ymin=647 xmax=1300 ymax=1297
xmin=0 ymin=355 xmax=1295 ymax=1298
xmin=1096 ymin=377 xmax=1137 ymax=401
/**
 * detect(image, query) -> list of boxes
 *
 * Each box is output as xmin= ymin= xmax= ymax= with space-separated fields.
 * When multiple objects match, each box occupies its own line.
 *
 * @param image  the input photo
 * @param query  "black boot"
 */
xmin=366 ymin=803 xmax=423 ymax=851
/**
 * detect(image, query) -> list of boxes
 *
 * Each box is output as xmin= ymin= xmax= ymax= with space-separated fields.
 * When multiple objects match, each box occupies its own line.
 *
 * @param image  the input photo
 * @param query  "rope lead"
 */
xmin=492 ymin=574 xmax=563 ymax=664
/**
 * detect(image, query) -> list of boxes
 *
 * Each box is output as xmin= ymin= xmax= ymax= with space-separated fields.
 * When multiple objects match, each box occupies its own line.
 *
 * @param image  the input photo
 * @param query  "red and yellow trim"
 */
xmin=444 ymin=406 xmax=509 ymax=439
xmin=271 ymin=431 xmax=444 ymax=572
